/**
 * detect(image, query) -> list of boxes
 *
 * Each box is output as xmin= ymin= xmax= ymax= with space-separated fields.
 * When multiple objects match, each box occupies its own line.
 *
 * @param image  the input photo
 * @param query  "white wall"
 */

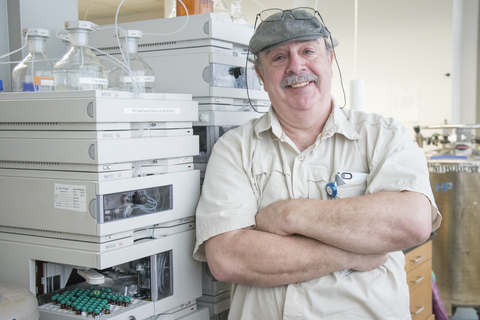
xmin=223 ymin=0 xmax=454 ymax=137
xmin=452 ymin=0 xmax=479 ymax=125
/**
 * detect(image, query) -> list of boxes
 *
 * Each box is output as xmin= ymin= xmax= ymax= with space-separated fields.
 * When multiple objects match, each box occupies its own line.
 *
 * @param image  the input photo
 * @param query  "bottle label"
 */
xmin=123 ymin=76 xmax=155 ymax=83
xmin=79 ymin=78 xmax=108 ymax=85
xmin=33 ymin=76 xmax=54 ymax=86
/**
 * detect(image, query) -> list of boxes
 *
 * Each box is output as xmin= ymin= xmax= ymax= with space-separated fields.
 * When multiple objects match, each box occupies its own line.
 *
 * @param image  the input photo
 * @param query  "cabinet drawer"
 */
xmin=409 ymin=279 xmax=432 ymax=320
xmin=405 ymin=241 xmax=432 ymax=272
xmin=407 ymin=258 xmax=432 ymax=292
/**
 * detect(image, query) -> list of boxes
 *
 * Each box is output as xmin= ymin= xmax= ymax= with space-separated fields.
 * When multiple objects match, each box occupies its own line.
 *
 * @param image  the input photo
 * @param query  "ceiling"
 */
xmin=78 ymin=0 xmax=166 ymax=25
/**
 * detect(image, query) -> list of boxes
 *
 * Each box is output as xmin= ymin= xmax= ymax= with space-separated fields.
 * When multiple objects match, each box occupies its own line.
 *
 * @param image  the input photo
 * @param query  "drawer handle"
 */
xmin=410 ymin=256 xmax=424 ymax=263
xmin=411 ymin=276 xmax=424 ymax=284
xmin=411 ymin=306 xmax=425 ymax=315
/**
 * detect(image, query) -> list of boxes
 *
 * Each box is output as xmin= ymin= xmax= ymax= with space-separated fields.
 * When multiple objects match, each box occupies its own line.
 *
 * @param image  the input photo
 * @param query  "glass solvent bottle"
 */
xmin=12 ymin=28 xmax=54 ymax=92
xmin=107 ymin=30 xmax=155 ymax=93
xmin=54 ymin=21 xmax=107 ymax=91
xmin=212 ymin=0 xmax=230 ymax=19
xmin=230 ymin=0 xmax=248 ymax=24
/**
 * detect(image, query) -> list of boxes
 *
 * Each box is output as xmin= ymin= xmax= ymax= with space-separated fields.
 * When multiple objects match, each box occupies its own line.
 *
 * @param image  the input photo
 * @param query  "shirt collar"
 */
xmin=254 ymin=107 xmax=281 ymax=140
xmin=253 ymin=97 xmax=362 ymax=141
xmin=322 ymin=98 xmax=362 ymax=140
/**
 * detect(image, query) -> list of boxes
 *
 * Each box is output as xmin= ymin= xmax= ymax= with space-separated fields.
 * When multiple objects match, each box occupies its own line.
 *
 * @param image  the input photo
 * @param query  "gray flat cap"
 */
xmin=249 ymin=8 xmax=330 ymax=55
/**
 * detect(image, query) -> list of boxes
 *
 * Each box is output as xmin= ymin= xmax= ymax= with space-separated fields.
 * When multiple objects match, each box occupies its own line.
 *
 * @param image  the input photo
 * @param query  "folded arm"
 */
xmin=255 ymin=191 xmax=432 ymax=254
xmin=204 ymin=227 xmax=388 ymax=287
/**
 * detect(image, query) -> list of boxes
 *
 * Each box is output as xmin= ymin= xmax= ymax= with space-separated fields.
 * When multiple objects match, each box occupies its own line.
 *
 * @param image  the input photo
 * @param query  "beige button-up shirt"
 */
xmin=194 ymin=100 xmax=441 ymax=320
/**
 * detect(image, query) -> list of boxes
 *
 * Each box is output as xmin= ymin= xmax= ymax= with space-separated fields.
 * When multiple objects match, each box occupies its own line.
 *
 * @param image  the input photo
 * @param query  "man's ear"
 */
xmin=329 ymin=49 xmax=334 ymax=66
xmin=254 ymin=65 xmax=265 ymax=84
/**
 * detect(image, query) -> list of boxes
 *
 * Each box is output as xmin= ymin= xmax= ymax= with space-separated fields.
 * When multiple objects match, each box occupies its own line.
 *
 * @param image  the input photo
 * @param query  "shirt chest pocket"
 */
xmin=308 ymin=168 xmax=368 ymax=200
xmin=252 ymin=157 xmax=291 ymax=209
xmin=336 ymin=179 xmax=368 ymax=198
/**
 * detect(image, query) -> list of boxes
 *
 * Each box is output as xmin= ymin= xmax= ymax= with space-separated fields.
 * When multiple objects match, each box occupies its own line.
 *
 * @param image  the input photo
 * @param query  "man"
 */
xmin=193 ymin=7 xmax=441 ymax=319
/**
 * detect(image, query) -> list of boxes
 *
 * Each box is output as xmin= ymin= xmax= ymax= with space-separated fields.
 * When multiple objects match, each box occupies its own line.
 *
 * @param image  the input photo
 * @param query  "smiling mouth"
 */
xmin=290 ymin=81 xmax=310 ymax=88
xmin=281 ymin=74 xmax=319 ymax=90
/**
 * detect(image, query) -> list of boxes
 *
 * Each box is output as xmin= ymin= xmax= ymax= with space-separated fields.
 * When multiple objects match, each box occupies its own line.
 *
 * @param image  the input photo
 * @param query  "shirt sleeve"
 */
xmin=365 ymin=121 xmax=442 ymax=231
xmin=193 ymin=130 xmax=258 ymax=261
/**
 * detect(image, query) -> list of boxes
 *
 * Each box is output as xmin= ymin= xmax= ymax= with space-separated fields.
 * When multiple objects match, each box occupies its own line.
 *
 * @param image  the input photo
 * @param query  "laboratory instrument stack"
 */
xmin=90 ymin=12 xmax=269 ymax=181
xmin=90 ymin=13 xmax=270 ymax=320
xmin=417 ymin=124 xmax=480 ymax=316
xmin=0 ymin=90 xmax=208 ymax=320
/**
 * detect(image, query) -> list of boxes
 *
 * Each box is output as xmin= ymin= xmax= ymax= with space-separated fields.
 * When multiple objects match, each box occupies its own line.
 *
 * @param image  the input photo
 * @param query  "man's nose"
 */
xmin=286 ymin=52 xmax=306 ymax=74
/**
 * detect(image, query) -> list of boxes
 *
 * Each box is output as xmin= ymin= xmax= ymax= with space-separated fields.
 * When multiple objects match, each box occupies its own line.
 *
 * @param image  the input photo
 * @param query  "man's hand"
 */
xmin=255 ymin=200 xmax=292 ymax=236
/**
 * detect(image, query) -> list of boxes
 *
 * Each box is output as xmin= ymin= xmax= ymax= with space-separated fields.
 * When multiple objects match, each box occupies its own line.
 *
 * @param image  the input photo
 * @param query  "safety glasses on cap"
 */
xmin=254 ymin=7 xmax=326 ymax=30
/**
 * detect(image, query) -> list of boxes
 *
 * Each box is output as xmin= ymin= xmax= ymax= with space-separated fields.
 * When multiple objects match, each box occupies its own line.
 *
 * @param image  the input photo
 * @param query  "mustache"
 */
xmin=280 ymin=74 xmax=319 ymax=90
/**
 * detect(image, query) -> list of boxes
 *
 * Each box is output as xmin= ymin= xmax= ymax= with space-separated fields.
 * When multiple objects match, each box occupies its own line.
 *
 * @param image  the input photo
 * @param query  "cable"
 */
xmin=157 ymin=253 xmax=169 ymax=295
xmin=142 ymin=0 xmax=190 ymax=37
xmin=314 ymin=12 xmax=347 ymax=108
xmin=331 ymin=37 xmax=347 ymax=109
xmin=245 ymin=50 xmax=266 ymax=114
xmin=0 ymin=34 xmax=29 ymax=60
xmin=249 ymin=0 xmax=267 ymax=10
xmin=114 ymin=0 xmax=134 ymax=93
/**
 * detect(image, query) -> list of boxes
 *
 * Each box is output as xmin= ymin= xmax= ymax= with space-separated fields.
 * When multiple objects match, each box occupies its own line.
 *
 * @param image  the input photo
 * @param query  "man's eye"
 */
xmin=273 ymin=55 xmax=285 ymax=61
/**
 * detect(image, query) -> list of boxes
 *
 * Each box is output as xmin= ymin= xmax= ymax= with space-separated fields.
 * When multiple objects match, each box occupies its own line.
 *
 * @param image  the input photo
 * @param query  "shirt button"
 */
xmin=298 ymin=155 xmax=304 ymax=161
xmin=293 ymin=282 xmax=300 ymax=287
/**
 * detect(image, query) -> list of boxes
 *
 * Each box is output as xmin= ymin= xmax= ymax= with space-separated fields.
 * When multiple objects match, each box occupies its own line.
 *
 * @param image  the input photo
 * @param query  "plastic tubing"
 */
xmin=114 ymin=0 xmax=139 ymax=95
xmin=249 ymin=0 xmax=266 ymax=10
xmin=142 ymin=0 xmax=189 ymax=37
xmin=0 ymin=34 xmax=29 ymax=60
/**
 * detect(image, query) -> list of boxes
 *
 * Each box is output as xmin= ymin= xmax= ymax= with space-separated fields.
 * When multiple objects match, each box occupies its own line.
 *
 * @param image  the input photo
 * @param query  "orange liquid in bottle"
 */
xmin=176 ymin=0 xmax=212 ymax=16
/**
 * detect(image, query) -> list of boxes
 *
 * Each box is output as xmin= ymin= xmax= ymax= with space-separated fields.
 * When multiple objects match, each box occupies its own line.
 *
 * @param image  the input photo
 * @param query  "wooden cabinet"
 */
xmin=405 ymin=240 xmax=434 ymax=320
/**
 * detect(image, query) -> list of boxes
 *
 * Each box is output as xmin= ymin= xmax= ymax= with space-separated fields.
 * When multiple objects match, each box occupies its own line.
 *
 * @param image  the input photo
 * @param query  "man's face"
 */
xmin=255 ymin=39 xmax=334 ymax=117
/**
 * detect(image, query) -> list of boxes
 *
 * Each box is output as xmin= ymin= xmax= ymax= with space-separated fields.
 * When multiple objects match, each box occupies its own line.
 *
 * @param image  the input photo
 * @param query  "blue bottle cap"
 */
xmin=22 ymin=82 xmax=34 ymax=92
xmin=325 ymin=182 xmax=337 ymax=198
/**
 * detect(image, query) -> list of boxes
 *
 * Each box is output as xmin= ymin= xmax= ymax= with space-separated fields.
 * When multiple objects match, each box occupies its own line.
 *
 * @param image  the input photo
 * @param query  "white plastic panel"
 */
xmin=0 ymin=170 xmax=200 ymax=237
xmin=0 ymin=135 xmax=199 ymax=164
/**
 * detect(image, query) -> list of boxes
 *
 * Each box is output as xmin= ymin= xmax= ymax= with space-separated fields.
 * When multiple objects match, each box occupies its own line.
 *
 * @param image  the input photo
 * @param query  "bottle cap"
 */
xmin=118 ymin=29 xmax=142 ymax=39
xmin=325 ymin=182 xmax=337 ymax=198
xmin=65 ymin=20 xmax=96 ymax=31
